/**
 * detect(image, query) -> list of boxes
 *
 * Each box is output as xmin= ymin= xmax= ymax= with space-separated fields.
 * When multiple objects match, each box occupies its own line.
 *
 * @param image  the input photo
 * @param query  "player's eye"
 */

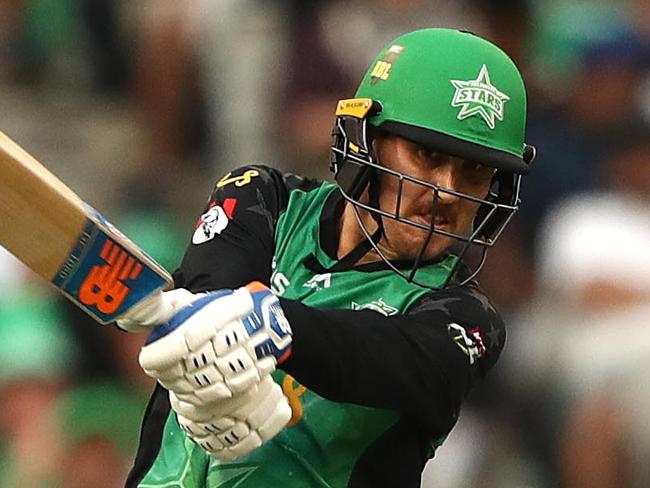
xmin=415 ymin=147 xmax=429 ymax=160
xmin=462 ymin=160 xmax=495 ymax=182
xmin=417 ymin=148 xmax=445 ymax=165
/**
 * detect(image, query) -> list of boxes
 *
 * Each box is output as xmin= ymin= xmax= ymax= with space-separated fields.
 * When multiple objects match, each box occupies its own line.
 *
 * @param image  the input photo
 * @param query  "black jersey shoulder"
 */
xmin=174 ymin=165 xmax=321 ymax=293
xmin=205 ymin=164 xmax=321 ymax=228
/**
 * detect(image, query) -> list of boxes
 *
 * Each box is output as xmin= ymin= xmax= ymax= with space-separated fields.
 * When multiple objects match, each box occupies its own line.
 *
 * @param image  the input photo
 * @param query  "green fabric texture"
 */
xmin=135 ymin=414 xmax=210 ymax=488
xmin=140 ymin=183 xmax=453 ymax=487
xmin=355 ymin=28 xmax=527 ymax=159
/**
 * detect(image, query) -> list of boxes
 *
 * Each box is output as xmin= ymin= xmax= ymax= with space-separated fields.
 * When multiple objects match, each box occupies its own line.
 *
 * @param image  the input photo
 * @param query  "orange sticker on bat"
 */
xmin=78 ymin=240 xmax=142 ymax=314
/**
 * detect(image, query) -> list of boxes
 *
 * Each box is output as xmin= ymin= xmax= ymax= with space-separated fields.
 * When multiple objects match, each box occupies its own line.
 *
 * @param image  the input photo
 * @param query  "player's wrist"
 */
xmin=116 ymin=288 xmax=204 ymax=332
xmin=243 ymin=281 xmax=293 ymax=365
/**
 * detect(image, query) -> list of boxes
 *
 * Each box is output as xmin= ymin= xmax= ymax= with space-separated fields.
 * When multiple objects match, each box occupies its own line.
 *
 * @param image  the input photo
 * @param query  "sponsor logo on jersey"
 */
xmin=192 ymin=198 xmax=237 ymax=244
xmin=351 ymin=298 xmax=398 ymax=316
xmin=270 ymin=257 xmax=290 ymax=295
xmin=470 ymin=326 xmax=487 ymax=356
xmin=271 ymin=272 xmax=290 ymax=295
xmin=216 ymin=169 xmax=260 ymax=189
xmin=370 ymin=44 xmax=403 ymax=85
xmin=447 ymin=322 xmax=486 ymax=365
xmin=303 ymin=273 xmax=331 ymax=291
xmin=450 ymin=64 xmax=509 ymax=129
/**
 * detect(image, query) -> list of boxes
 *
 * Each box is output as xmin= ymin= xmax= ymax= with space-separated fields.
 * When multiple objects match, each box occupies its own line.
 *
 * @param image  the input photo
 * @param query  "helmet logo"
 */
xmin=370 ymin=45 xmax=403 ymax=85
xmin=450 ymin=64 xmax=509 ymax=129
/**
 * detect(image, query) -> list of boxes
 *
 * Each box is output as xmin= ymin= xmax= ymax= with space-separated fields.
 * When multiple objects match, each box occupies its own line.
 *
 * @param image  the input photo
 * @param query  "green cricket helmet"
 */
xmin=330 ymin=28 xmax=536 ymax=288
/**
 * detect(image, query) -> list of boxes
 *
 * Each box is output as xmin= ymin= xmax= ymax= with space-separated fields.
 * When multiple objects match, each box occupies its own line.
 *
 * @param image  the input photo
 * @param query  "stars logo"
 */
xmin=450 ymin=64 xmax=510 ymax=129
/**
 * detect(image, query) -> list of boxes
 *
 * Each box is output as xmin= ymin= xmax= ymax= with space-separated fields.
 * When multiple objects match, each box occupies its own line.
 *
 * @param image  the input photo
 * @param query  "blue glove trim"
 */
xmin=248 ymin=287 xmax=292 ymax=361
xmin=144 ymin=290 xmax=233 ymax=345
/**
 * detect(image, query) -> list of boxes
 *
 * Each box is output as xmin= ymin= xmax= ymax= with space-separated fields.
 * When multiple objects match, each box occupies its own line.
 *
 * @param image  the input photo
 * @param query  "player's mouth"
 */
xmin=433 ymin=217 xmax=450 ymax=228
xmin=412 ymin=215 xmax=451 ymax=230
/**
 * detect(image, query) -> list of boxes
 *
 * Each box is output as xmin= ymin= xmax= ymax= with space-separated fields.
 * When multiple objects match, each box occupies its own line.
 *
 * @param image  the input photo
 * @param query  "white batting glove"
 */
xmin=116 ymin=288 xmax=203 ymax=333
xmin=138 ymin=282 xmax=293 ymax=405
xmin=172 ymin=375 xmax=291 ymax=460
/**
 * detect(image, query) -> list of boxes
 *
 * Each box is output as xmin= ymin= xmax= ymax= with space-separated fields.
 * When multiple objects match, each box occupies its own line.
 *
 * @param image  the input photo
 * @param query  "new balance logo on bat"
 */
xmin=78 ymin=240 xmax=142 ymax=314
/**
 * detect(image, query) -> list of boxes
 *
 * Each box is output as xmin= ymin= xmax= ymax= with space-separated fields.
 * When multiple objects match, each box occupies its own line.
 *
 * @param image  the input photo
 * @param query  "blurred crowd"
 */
xmin=0 ymin=0 xmax=649 ymax=487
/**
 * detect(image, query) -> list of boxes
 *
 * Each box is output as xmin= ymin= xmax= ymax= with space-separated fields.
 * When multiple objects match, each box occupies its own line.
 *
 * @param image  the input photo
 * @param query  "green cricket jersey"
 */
xmin=127 ymin=166 xmax=505 ymax=488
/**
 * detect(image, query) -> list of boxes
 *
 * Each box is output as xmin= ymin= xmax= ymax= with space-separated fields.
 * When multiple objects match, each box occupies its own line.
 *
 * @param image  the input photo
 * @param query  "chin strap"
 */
xmin=304 ymin=171 xmax=385 ymax=274
xmin=303 ymin=225 xmax=382 ymax=274
xmin=366 ymin=170 xmax=385 ymax=235
xmin=336 ymin=171 xmax=385 ymax=270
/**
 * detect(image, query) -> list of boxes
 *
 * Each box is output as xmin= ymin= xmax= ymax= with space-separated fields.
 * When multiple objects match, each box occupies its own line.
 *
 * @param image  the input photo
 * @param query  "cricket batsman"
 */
xmin=119 ymin=28 xmax=536 ymax=487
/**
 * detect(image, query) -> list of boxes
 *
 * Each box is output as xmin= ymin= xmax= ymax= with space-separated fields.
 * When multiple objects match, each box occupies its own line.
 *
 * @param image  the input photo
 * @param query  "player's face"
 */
xmin=371 ymin=135 xmax=495 ymax=261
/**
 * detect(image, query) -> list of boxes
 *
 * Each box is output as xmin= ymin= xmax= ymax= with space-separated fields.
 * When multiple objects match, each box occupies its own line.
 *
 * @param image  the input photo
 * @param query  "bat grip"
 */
xmin=116 ymin=288 xmax=202 ymax=332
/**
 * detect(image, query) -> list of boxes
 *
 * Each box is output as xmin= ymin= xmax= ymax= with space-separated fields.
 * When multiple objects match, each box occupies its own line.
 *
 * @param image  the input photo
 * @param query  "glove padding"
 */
xmin=139 ymin=281 xmax=293 ymax=404
xmin=172 ymin=375 xmax=291 ymax=460
xmin=138 ymin=282 xmax=293 ymax=460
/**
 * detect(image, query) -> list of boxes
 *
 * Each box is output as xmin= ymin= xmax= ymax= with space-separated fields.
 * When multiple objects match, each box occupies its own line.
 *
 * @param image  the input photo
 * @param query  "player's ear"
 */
xmin=523 ymin=144 xmax=537 ymax=165
xmin=370 ymin=130 xmax=395 ymax=167
xmin=368 ymin=127 xmax=386 ymax=149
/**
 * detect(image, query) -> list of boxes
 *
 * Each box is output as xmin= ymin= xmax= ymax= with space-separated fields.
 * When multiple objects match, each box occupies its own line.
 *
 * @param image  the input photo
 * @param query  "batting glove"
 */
xmin=138 ymin=282 xmax=293 ymax=405
xmin=172 ymin=375 xmax=291 ymax=460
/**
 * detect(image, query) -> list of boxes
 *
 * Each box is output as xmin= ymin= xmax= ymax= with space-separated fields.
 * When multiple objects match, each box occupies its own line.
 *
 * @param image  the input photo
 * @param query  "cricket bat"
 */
xmin=0 ymin=129 xmax=173 ymax=324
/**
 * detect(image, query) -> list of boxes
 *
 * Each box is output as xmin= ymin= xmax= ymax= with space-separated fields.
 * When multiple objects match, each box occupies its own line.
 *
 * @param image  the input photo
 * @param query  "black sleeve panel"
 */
xmin=173 ymin=165 xmax=319 ymax=293
xmin=348 ymin=418 xmax=431 ymax=488
xmin=125 ymin=384 xmax=170 ymax=488
xmin=279 ymin=282 xmax=505 ymax=435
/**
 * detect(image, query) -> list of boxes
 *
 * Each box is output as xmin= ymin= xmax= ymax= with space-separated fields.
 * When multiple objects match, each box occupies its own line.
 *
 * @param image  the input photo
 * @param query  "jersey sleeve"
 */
xmin=172 ymin=165 xmax=316 ymax=292
xmin=279 ymin=282 xmax=505 ymax=436
xmin=127 ymin=165 xmax=317 ymax=487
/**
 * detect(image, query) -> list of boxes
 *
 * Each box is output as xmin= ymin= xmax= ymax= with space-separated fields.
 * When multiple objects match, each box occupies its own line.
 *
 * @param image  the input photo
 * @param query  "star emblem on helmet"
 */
xmin=450 ymin=64 xmax=510 ymax=129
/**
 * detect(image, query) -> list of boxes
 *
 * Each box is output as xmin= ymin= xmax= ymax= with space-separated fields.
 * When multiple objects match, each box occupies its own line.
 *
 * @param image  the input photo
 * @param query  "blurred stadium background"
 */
xmin=1 ymin=0 xmax=649 ymax=486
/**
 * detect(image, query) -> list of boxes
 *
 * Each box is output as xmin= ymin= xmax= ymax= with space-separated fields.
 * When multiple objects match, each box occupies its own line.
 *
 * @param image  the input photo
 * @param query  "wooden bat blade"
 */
xmin=0 ymin=130 xmax=86 ymax=278
xmin=0 ymin=130 xmax=173 ymax=324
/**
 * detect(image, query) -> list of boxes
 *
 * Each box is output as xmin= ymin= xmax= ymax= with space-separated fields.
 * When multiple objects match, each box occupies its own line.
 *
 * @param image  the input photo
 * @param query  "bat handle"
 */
xmin=116 ymin=288 xmax=203 ymax=332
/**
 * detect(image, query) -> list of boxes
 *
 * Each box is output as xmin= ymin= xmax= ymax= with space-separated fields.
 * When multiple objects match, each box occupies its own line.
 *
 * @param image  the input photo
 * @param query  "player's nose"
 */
xmin=429 ymin=162 xmax=461 ymax=203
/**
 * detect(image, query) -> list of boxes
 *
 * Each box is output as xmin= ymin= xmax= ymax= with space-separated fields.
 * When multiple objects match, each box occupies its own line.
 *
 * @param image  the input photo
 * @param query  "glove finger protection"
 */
xmin=169 ymin=381 xmax=262 ymax=422
xmin=172 ymin=375 xmax=292 ymax=460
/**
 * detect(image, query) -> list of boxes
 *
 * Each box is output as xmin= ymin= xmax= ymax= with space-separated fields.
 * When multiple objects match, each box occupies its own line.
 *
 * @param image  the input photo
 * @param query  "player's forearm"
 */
xmin=278 ymin=298 xmax=471 ymax=433
xmin=173 ymin=242 xmax=272 ymax=293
